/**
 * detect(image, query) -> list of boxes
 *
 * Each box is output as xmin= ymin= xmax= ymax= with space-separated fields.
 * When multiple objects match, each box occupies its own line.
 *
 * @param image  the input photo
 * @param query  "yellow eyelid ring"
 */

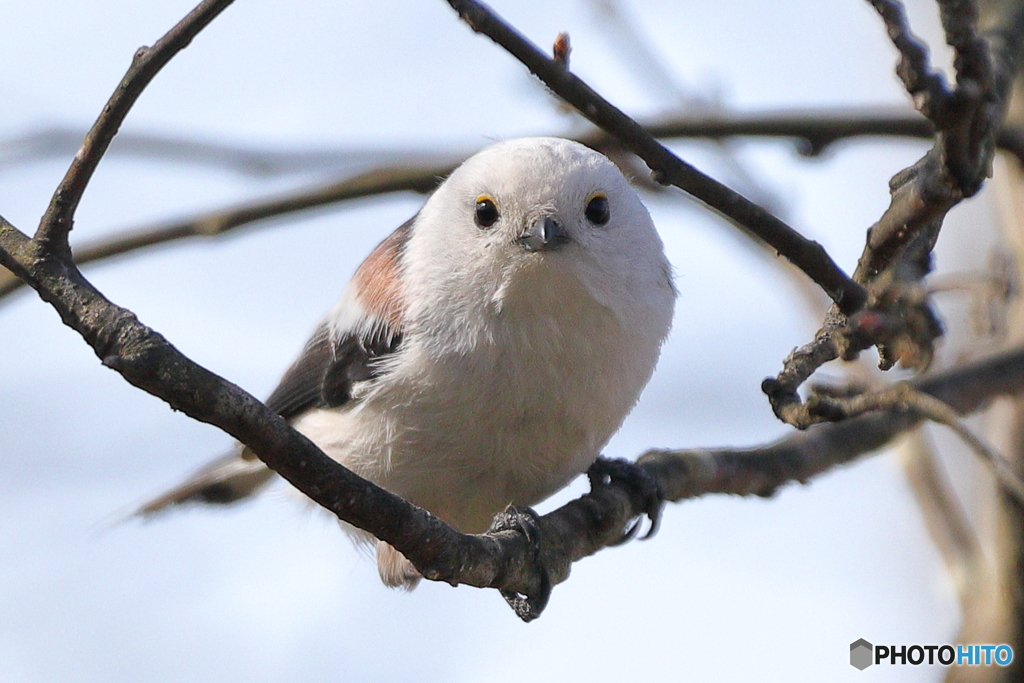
xmin=474 ymin=195 xmax=500 ymax=228
xmin=584 ymin=192 xmax=611 ymax=225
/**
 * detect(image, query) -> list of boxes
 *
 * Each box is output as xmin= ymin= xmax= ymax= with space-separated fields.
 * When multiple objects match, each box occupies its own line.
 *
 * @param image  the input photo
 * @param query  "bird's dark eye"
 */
xmin=475 ymin=197 xmax=500 ymax=228
xmin=585 ymin=194 xmax=610 ymax=225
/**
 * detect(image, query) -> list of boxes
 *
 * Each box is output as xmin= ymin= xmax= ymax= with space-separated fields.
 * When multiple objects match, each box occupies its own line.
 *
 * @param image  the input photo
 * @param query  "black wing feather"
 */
xmin=133 ymin=323 xmax=402 ymax=517
xmin=264 ymin=322 xmax=403 ymax=421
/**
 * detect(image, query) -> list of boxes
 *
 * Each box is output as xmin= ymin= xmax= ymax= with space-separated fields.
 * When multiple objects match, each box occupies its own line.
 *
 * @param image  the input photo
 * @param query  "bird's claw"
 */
xmin=487 ymin=505 xmax=551 ymax=622
xmin=587 ymin=456 xmax=664 ymax=544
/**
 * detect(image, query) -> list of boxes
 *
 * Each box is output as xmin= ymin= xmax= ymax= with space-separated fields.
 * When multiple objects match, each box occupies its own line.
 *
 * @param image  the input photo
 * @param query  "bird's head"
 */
xmin=403 ymin=137 xmax=675 ymax=342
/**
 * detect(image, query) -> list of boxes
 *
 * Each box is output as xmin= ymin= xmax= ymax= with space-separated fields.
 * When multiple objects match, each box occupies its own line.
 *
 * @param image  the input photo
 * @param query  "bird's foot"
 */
xmin=587 ymin=456 xmax=664 ymax=544
xmin=488 ymin=506 xmax=551 ymax=622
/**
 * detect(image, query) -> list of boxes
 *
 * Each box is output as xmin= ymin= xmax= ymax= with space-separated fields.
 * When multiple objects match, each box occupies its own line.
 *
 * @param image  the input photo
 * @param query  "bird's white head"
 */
xmin=402 ymin=137 xmax=675 ymax=348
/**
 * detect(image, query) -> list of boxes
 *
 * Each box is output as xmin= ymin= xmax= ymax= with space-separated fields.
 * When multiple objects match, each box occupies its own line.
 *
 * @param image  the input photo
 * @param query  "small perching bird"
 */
xmin=138 ymin=137 xmax=676 ymax=587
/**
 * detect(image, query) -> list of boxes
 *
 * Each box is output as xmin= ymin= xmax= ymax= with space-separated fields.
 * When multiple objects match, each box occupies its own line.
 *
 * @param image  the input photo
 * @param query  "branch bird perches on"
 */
xmin=4 ymin=0 xmax=1024 ymax=621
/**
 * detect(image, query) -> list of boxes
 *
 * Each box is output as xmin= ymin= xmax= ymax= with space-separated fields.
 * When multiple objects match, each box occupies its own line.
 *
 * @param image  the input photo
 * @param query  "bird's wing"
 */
xmin=264 ymin=215 xmax=413 ymax=420
xmin=134 ymin=218 xmax=413 ymax=516
xmin=133 ymin=323 xmax=403 ymax=516
xmin=263 ymin=319 xmax=403 ymax=422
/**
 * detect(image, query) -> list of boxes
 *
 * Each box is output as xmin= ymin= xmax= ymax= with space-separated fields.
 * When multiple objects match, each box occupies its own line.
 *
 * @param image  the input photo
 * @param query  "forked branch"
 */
xmin=763 ymin=0 xmax=1024 ymax=435
xmin=6 ymin=0 xmax=1024 ymax=623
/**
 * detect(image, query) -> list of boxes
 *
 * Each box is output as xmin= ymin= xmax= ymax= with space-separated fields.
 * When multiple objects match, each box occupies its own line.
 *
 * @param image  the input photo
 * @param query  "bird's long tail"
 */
xmin=133 ymin=449 xmax=423 ymax=591
xmin=134 ymin=450 xmax=276 ymax=516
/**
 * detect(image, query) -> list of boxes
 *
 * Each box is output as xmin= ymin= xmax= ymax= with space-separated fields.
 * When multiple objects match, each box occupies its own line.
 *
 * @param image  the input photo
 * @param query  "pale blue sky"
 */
xmin=0 ymin=2 xmax=981 ymax=681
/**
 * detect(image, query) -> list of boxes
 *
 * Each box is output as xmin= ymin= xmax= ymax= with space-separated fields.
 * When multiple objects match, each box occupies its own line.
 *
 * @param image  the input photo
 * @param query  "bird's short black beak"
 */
xmin=518 ymin=216 xmax=570 ymax=252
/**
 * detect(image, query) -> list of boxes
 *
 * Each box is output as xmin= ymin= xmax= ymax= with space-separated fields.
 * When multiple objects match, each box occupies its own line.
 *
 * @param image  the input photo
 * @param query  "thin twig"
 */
xmin=899 ymin=430 xmax=984 ymax=605
xmin=897 ymin=385 xmax=1024 ymax=505
xmin=803 ymin=381 xmax=1024 ymax=504
xmin=770 ymin=337 xmax=1024 ymax=503
xmin=584 ymin=0 xmax=785 ymax=212
xmin=641 ymin=343 xmax=1024 ymax=501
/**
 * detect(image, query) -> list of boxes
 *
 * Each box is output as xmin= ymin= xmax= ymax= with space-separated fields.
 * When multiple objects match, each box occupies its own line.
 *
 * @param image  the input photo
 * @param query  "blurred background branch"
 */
xmin=10 ymin=109 xmax=1024 ymax=303
xmin=6 ymin=0 xmax=1024 ymax=676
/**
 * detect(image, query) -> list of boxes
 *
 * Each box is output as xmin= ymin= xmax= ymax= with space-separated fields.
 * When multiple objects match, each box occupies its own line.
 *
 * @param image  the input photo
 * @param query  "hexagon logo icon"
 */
xmin=850 ymin=639 xmax=873 ymax=670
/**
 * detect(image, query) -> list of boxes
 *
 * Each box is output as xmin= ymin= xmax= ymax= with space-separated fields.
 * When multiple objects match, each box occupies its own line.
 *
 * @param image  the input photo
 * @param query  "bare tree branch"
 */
xmin=642 ymin=343 xmax=1024 ymax=502
xmin=444 ymin=0 xmax=867 ymax=315
xmin=789 ymin=381 xmax=1024 ymax=503
xmin=762 ymin=0 xmax=1024 ymax=430
xmin=35 ymin=0 xmax=236 ymax=253
xmin=10 ymin=0 xmax=1024 ymax=624
xmin=0 ymin=126 xmax=451 ymax=177
xmin=9 ymin=158 xmax=1024 ymax=616
xmin=7 ymin=112 xmax=1023 ymax=176
xmin=584 ymin=0 xmax=787 ymax=213
xmin=899 ymin=430 xmax=984 ymax=605
xmin=6 ymin=108 xmax=1024 ymax=305
xmin=870 ymin=0 xmax=954 ymax=122
xmin=0 ymin=160 xmax=461 ymax=301
xmin=945 ymin=112 xmax=1024 ymax=681
xmin=899 ymin=386 xmax=1024 ymax=502
xmin=646 ymin=109 xmax=1024 ymax=161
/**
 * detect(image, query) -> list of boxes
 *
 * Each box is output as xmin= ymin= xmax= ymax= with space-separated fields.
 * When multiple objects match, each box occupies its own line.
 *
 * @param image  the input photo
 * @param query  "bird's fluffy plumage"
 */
xmin=140 ymin=137 xmax=676 ymax=587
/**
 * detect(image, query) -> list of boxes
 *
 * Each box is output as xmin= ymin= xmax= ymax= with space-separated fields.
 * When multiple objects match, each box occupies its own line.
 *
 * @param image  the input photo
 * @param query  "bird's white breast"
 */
xmin=291 ymin=256 xmax=666 ymax=533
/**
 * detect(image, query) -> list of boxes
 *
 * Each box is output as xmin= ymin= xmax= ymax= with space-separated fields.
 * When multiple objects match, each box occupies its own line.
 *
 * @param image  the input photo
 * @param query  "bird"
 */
xmin=136 ymin=137 xmax=676 ymax=588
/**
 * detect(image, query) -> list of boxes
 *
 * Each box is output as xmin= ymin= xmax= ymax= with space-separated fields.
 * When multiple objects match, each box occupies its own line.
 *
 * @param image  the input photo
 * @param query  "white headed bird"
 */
xmin=138 ymin=137 xmax=676 ymax=587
